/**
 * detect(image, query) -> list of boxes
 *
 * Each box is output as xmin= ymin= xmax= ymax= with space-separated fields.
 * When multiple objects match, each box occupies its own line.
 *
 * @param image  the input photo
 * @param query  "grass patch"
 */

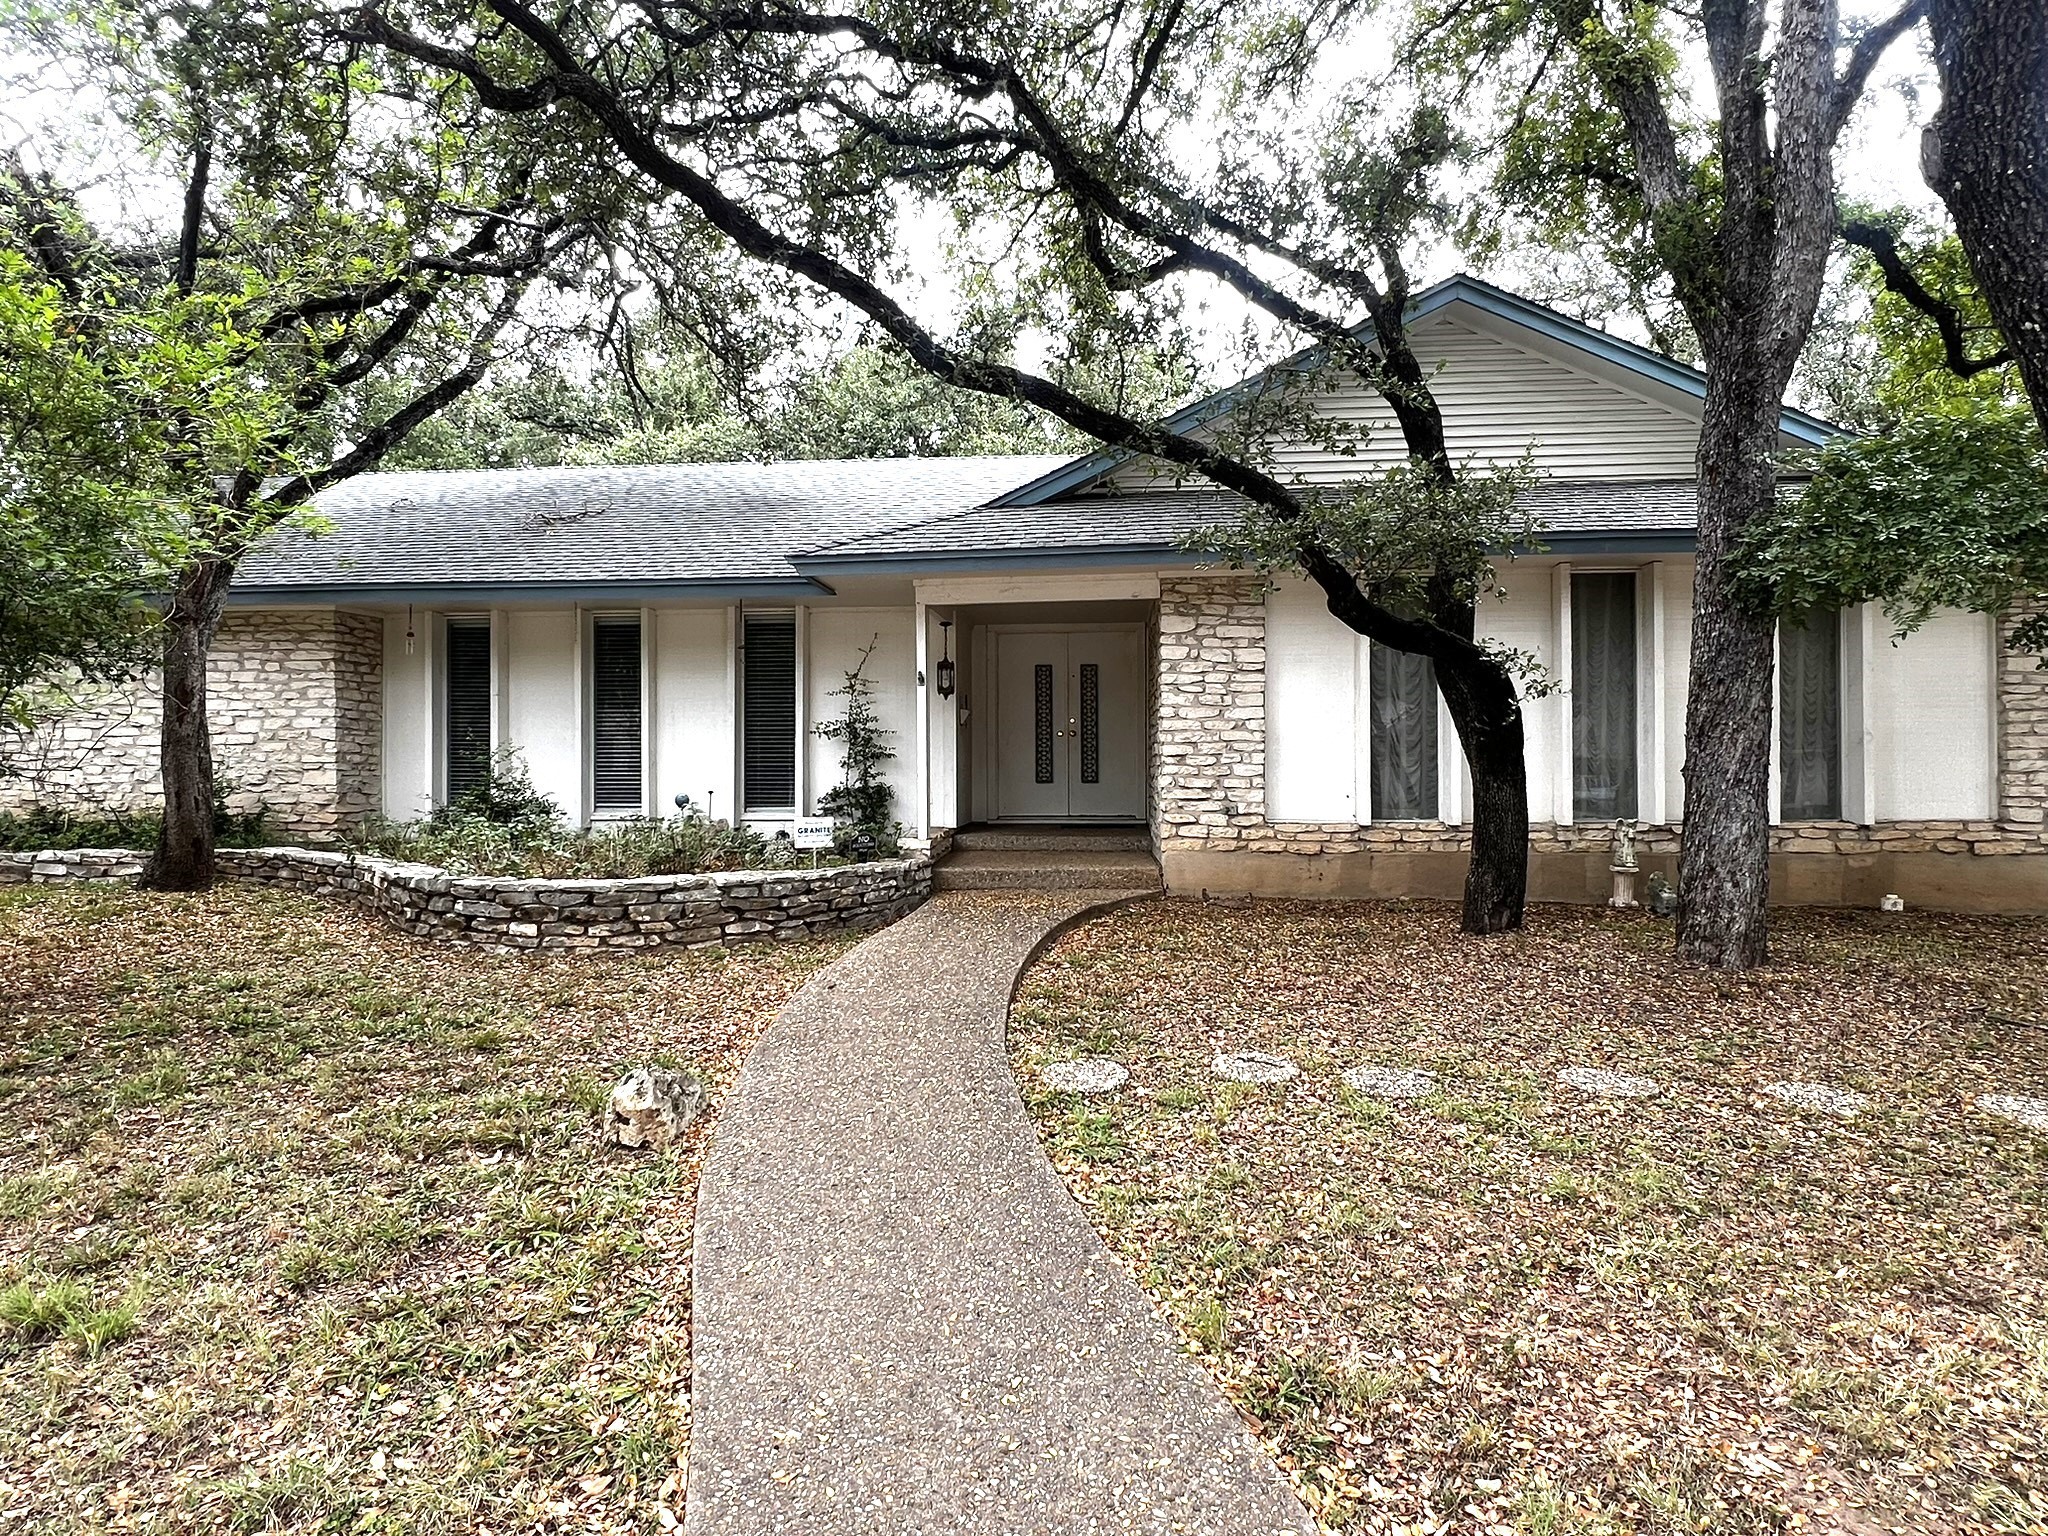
xmin=1012 ymin=897 xmax=2048 ymax=1533
xmin=0 ymin=883 xmax=842 ymax=1531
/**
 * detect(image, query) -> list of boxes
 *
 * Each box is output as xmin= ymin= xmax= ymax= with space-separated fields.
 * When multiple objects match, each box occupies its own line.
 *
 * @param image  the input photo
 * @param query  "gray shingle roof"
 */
xmin=231 ymin=459 xmax=1731 ymax=597
xmin=235 ymin=456 xmax=1070 ymax=594
xmin=795 ymin=479 xmax=1714 ymax=564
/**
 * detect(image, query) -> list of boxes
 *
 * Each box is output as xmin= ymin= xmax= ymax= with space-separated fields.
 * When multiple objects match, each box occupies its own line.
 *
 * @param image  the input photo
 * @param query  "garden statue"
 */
xmin=1609 ymin=818 xmax=1641 ymax=909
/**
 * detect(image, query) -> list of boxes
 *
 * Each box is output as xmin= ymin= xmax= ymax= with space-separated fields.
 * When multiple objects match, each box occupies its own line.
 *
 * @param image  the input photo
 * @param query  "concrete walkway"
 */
xmin=685 ymin=891 xmax=1315 ymax=1536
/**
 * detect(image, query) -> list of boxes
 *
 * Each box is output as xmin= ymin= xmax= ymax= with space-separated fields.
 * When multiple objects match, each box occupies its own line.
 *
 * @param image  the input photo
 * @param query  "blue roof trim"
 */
xmin=789 ymin=546 xmax=1212 ymax=576
xmin=228 ymin=578 xmax=834 ymax=606
xmin=792 ymin=529 xmax=1701 ymax=574
xmin=989 ymin=273 xmax=1840 ymax=508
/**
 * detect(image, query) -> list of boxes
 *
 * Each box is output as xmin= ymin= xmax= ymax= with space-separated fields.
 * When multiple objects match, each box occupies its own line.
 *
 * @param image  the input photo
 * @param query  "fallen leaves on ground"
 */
xmin=1011 ymin=899 xmax=2048 ymax=1536
xmin=0 ymin=883 xmax=840 ymax=1533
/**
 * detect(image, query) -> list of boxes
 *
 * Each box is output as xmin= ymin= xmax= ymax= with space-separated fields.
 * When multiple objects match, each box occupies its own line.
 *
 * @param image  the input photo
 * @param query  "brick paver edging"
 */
xmin=0 ymin=844 xmax=939 ymax=951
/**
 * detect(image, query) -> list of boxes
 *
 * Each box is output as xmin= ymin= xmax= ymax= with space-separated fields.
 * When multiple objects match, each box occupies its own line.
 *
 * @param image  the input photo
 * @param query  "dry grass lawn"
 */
xmin=0 ymin=883 xmax=838 ymax=1534
xmin=1012 ymin=899 xmax=2048 ymax=1536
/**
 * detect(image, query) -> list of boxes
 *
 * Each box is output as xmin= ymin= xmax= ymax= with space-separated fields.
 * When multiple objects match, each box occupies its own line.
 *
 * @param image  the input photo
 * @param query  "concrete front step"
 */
xmin=952 ymin=826 xmax=1152 ymax=854
xmin=934 ymin=848 xmax=1162 ymax=891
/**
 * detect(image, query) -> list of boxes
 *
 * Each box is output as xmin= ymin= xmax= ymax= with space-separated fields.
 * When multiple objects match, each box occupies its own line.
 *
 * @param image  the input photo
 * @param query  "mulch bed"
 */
xmin=1011 ymin=898 xmax=2048 ymax=1536
xmin=0 ymin=883 xmax=839 ymax=1533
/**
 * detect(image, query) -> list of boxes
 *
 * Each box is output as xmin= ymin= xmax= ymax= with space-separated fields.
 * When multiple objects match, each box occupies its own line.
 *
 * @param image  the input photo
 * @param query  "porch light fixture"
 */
xmin=935 ymin=620 xmax=956 ymax=699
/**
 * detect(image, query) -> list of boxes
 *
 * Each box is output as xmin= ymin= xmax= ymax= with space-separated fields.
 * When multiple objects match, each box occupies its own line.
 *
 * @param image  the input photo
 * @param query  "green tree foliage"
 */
xmin=0 ymin=255 xmax=182 ymax=743
xmin=352 ymin=0 xmax=1548 ymax=933
xmin=813 ymin=638 xmax=898 ymax=852
xmin=1739 ymin=220 xmax=2048 ymax=648
xmin=2 ymin=0 xmax=616 ymax=885
xmin=382 ymin=335 xmax=1113 ymax=470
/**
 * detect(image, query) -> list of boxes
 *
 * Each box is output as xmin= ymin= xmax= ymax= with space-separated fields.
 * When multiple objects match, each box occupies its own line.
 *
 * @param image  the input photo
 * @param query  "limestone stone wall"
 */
xmin=0 ymin=610 xmax=382 ymax=838
xmin=1149 ymin=572 xmax=2048 ymax=875
xmin=1153 ymin=574 xmax=1268 ymax=849
xmin=0 ymin=845 xmax=933 ymax=952
xmin=1999 ymin=601 xmax=2048 ymax=828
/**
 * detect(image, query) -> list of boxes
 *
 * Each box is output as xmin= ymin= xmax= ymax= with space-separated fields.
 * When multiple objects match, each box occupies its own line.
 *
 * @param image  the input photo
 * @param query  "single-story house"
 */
xmin=10 ymin=275 xmax=2047 ymax=910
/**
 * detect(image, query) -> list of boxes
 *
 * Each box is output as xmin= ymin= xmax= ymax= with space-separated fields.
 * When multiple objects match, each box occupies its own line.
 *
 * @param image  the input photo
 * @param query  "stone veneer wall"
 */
xmin=0 ymin=844 xmax=936 ymax=952
xmin=1151 ymin=572 xmax=2048 ymax=870
xmin=1153 ymin=574 xmax=1270 ymax=847
xmin=0 ymin=610 xmax=382 ymax=838
xmin=1998 ymin=600 xmax=2048 ymax=829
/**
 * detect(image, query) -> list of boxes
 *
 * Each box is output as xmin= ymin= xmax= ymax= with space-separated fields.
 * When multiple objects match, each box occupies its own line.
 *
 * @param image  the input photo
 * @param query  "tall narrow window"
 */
xmin=1779 ymin=608 xmax=1842 ymax=820
xmin=1370 ymin=645 xmax=1438 ymax=819
xmin=742 ymin=613 xmax=798 ymax=812
xmin=590 ymin=615 xmax=644 ymax=814
xmin=1571 ymin=572 xmax=1638 ymax=821
xmin=443 ymin=616 xmax=492 ymax=805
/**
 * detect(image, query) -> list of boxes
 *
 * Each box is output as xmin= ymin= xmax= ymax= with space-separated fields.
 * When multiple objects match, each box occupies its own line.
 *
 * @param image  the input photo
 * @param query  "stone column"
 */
xmin=1152 ymin=574 xmax=1270 ymax=851
xmin=1999 ymin=600 xmax=2048 ymax=828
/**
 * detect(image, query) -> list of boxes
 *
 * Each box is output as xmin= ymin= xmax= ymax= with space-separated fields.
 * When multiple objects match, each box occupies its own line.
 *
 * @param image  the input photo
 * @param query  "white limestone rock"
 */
xmin=1212 ymin=1050 xmax=1300 ymax=1085
xmin=1559 ymin=1065 xmax=1659 ymax=1100
xmin=1978 ymin=1092 xmax=2048 ymax=1134
xmin=1040 ymin=1058 xmax=1129 ymax=1095
xmin=1759 ymin=1080 xmax=1868 ymax=1118
xmin=1341 ymin=1065 xmax=1436 ymax=1100
xmin=602 ymin=1066 xmax=705 ymax=1151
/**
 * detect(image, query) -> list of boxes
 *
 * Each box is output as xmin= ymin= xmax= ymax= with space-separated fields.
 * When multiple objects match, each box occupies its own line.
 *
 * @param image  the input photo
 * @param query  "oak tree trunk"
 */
xmin=1925 ymin=0 xmax=2048 ymax=441
xmin=1435 ymin=648 xmax=1529 ymax=934
xmin=142 ymin=558 xmax=235 ymax=892
xmin=1676 ymin=373 xmax=1783 ymax=969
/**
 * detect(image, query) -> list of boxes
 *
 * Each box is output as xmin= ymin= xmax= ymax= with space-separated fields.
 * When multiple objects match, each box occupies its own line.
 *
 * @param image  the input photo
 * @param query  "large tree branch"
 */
xmin=1829 ymin=2 xmax=1928 ymax=140
xmin=1841 ymin=216 xmax=2012 ymax=377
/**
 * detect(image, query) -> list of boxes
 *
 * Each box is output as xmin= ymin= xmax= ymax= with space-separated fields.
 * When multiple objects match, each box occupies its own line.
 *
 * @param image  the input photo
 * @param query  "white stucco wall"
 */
xmin=806 ymin=607 xmax=919 ymax=828
xmin=653 ymin=606 xmax=736 ymax=822
xmin=382 ymin=613 xmax=433 ymax=820
xmin=1867 ymin=609 xmax=1996 ymax=820
xmin=502 ymin=609 xmax=582 ymax=817
xmin=1262 ymin=563 xmax=1994 ymax=829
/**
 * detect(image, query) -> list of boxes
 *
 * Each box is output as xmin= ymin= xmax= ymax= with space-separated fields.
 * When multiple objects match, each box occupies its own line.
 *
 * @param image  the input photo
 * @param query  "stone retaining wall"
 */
xmin=0 ymin=845 xmax=933 ymax=952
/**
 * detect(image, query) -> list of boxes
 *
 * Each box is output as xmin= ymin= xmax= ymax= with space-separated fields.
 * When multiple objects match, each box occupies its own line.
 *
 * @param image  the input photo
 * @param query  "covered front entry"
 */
xmin=989 ymin=626 xmax=1146 ymax=821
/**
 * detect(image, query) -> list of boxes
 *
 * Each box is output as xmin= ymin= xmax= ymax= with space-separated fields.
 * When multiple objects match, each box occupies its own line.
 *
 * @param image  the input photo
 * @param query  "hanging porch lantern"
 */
xmin=935 ymin=619 xmax=957 ymax=699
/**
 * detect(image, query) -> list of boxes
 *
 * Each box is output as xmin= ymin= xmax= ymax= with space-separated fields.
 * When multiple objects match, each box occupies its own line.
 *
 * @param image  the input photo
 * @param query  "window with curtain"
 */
xmin=590 ymin=615 xmax=644 ymax=814
xmin=1779 ymin=608 xmax=1842 ymax=820
xmin=1571 ymin=572 xmax=1638 ymax=821
xmin=742 ymin=613 xmax=798 ymax=812
xmin=1369 ymin=644 xmax=1438 ymax=819
xmin=443 ymin=617 xmax=491 ymax=805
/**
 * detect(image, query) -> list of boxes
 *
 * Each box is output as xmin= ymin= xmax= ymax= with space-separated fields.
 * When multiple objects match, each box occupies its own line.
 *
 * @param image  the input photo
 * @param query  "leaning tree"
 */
xmin=349 ymin=0 xmax=1553 ymax=933
xmin=1411 ymin=0 xmax=1928 ymax=967
xmin=1 ymin=0 xmax=620 ymax=888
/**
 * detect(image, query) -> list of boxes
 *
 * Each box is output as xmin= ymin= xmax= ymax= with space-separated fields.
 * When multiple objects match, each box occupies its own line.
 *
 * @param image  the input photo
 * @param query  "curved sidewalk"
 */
xmin=685 ymin=891 xmax=1315 ymax=1535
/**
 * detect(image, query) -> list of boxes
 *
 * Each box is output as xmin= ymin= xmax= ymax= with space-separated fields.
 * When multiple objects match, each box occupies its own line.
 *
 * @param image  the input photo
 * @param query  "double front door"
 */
xmin=993 ymin=627 xmax=1145 ymax=820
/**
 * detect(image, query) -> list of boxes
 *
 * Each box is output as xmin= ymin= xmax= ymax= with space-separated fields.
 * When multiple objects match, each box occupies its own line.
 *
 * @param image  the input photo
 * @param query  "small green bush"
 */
xmin=436 ymin=751 xmax=562 ymax=828
xmin=345 ymin=812 xmax=804 ymax=880
xmin=0 ymin=775 xmax=270 ymax=852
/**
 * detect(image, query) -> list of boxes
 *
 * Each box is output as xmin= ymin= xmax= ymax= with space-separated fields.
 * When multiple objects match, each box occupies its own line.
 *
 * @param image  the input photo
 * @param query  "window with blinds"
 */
xmin=1369 ymin=644 xmax=1439 ymax=820
xmin=443 ymin=617 xmax=492 ymax=806
xmin=1571 ymin=572 xmax=1639 ymax=821
xmin=590 ymin=615 xmax=644 ymax=814
xmin=1779 ymin=609 xmax=1842 ymax=821
xmin=742 ymin=613 xmax=798 ymax=812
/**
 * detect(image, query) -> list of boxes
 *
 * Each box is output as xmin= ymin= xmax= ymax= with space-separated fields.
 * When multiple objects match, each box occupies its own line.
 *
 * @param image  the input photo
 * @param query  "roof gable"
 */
xmin=992 ymin=274 xmax=1839 ymax=507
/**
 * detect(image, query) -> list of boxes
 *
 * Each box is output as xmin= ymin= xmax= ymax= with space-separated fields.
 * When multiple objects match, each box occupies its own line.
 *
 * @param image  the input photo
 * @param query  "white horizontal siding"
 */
xmin=1109 ymin=313 xmax=1705 ymax=489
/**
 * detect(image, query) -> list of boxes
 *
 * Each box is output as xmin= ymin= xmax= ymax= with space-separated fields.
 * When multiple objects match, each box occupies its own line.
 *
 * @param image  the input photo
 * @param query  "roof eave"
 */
xmin=227 ymin=577 xmax=836 ymax=606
